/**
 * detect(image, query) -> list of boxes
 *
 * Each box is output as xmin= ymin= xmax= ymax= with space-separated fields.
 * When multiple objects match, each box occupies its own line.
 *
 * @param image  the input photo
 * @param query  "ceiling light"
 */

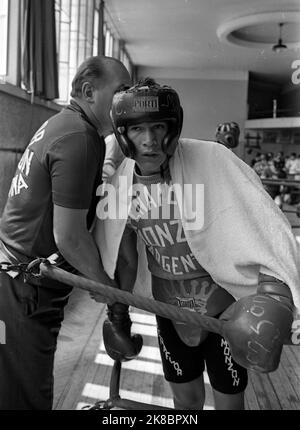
xmin=272 ymin=23 xmax=288 ymax=53
xmin=217 ymin=12 xmax=300 ymax=49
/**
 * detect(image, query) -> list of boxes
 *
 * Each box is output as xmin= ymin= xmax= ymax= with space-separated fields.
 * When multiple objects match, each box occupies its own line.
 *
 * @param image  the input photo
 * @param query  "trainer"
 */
xmin=0 ymin=56 xmax=131 ymax=410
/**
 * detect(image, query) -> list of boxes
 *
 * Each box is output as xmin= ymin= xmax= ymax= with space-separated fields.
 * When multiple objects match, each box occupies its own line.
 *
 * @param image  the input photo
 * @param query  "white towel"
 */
xmin=94 ymin=139 xmax=300 ymax=312
xmin=102 ymin=134 xmax=125 ymax=182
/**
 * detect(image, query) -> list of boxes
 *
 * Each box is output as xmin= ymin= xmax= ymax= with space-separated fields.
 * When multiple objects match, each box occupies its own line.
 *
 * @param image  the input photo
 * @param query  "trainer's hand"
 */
xmin=89 ymin=291 xmax=115 ymax=305
xmin=89 ymin=275 xmax=118 ymax=305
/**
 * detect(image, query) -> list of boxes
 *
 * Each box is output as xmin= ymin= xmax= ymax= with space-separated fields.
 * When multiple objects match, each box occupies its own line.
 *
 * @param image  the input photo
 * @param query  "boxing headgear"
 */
xmin=215 ymin=121 xmax=240 ymax=149
xmin=110 ymin=82 xmax=183 ymax=158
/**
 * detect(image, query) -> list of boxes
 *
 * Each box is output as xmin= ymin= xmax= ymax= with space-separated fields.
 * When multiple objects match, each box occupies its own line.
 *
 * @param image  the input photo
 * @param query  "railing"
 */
xmin=261 ymin=177 xmax=300 ymax=228
xmin=83 ymin=360 xmax=173 ymax=410
xmin=248 ymin=108 xmax=300 ymax=120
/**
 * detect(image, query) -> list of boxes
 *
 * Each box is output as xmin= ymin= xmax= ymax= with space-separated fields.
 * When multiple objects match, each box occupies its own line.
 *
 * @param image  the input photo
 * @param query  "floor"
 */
xmin=53 ymin=201 xmax=300 ymax=410
xmin=53 ymin=287 xmax=300 ymax=410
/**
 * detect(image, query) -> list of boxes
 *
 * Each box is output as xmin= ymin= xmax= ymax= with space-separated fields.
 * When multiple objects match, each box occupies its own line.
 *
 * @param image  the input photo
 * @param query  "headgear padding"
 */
xmin=215 ymin=122 xmax=240 ymax=149
xmin=110 ymin=82 xmax=183 ymax=158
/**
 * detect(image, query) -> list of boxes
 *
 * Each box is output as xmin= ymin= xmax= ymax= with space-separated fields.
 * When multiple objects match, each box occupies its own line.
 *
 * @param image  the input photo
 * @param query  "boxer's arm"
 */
xmin=53 ymin=204 xmax=117 ymax=287
xmin=115 ymin=226 xmax=138 ymax=293
xmin=102 ymin=227 xmax=142 ymax=362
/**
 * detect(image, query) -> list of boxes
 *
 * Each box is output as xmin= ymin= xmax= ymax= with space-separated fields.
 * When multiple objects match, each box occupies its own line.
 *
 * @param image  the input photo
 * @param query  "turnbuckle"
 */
xmin=0 ymin=258 xmax=48 ymax=277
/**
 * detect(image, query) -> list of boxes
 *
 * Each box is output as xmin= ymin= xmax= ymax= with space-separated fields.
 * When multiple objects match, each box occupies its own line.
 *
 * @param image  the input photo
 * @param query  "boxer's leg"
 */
xmin=212 ymin=389 xmax=245 ymax=410
xmin=169 ymin=375 xmax=205 ymax=410
xmin=203 ymin=332 xmax=248 ymax=410
xmin=156 ymin=315 xmax=206 ymax=410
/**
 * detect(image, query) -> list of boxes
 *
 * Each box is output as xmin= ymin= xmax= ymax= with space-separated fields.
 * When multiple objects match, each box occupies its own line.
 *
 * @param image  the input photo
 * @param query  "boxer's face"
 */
xmin=127 ymin=121 xmax=168 ymax=175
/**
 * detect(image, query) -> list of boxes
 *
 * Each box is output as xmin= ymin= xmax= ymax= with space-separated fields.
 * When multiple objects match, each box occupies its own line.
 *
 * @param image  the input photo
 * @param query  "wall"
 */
xmin=0 ymin=76 xmax=249 ymax=213
xmin=137 ymin=73 xmax=249 ymax=159
xmin=0 ymin=86 xmax=61 ymax=215
xmin=280 ymin=83 xmax=300 ymax=116
xmin=248 ymin=76 xmax=281 ymax=119
xmin=248 ymin=73 xmax=300 ymax=119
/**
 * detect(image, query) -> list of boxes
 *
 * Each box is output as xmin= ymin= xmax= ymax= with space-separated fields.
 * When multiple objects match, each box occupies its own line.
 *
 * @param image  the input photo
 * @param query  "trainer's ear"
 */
xmin=82 ymin=82 xmax=94 ymax=102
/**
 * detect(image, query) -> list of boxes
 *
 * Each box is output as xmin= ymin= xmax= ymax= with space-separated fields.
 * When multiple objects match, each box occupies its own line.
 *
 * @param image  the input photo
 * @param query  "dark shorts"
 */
xmin=156 ymin=315 xmax=248 ymax=394
xmin=0 ymin=272 xmax=72 ymax=410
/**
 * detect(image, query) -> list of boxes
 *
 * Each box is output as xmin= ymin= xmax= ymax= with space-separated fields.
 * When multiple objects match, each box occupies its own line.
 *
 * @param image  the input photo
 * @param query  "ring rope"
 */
xmin=38 ymin=261 xmax=223 ymax=335
xmin=261 ymin=178 xmax=300 ymax=186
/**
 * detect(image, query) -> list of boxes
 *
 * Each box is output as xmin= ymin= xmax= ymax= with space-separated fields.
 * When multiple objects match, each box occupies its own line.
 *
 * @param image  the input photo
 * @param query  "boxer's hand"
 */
xmin=103 ymin=302 xmax=143 ymax=361
xmin=220 ymin=283 xmax=294 ymax=373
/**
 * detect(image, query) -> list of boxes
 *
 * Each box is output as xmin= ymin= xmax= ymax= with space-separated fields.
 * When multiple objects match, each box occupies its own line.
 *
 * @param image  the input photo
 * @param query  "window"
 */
xmin=103 ymin=5 xmax=133 ymax=75
xmin=104 ymin=23 xmax=114 ymax=57
xmin=55 ymin=0 xmax=97 ymax=104
xmin=55 ymin=0 xmax=134 ymax=103
xmin=0 ymin=0 xmax=9 ymax=79
xmin=120 ymin=48 xmax=133 ymax=77
xmin=55 ymin=0 xmax=72 ymax=102
xmin=93 ymin=5 xmax=100 ymax=56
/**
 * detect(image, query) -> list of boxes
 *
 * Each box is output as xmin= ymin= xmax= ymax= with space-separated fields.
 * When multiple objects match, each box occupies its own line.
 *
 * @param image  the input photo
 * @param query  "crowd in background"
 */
xmin=249 ymin=151 xmax=300 ymax=206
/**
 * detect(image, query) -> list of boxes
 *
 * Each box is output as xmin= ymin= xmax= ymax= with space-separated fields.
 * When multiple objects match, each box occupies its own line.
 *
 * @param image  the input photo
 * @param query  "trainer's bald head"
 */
xmin=71 ymin=56 xmax=130 ymax=98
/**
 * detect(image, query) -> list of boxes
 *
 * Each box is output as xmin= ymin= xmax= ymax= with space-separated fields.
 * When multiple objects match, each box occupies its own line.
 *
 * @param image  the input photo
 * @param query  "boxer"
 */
xmin=95 ymin=78 xmax=299 ymax=410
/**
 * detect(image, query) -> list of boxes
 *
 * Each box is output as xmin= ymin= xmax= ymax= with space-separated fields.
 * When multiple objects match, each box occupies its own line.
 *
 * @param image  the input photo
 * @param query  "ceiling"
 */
xmin=105 ymin=0 xmax=300 ymax=83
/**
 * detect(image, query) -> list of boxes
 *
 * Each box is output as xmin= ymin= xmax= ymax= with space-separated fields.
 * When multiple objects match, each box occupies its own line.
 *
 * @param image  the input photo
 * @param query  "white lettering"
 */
xmin=142 ymin=226 xmax=161 ymax=246
xmin=291 ymin=60 xmax=300 ymax=85
xmin=28 ymin=120 xmax=48 ymax=147
xmin=154 ymin=247 xmax=161 ymax=263
xmin=161 ymin=255 xmax=171 ymax=273
xmin=8 ymin=173 xmax=28 ymax=197
xmin=170 ymin=220 xmax=186 ymax=243
xmin=181 ymin=253 xmax=197 ymax=272
xmin=8 ymin=175 xmax=18 ymax=197
xmin=155 ymin=223 xmax=174 ymax=246
xmin=171 ymin=256 xmax=183 ymax=275
xmin=95 ymin=176 xmax=205 ymax=231
xmin=130 ymin=183 xmax=148 ymax=219
xmin=0 ymin=320 xmax=6 ymax=344
xmin=17 ymin=173 xmax=28 ymax=193
xmin=18 ymin=149 xmax=34 ymax=176
xmin=250 ymin=319 xmax=277 ymax=338
xmin=158 ymin=332 xmax=182 ymax=376
xmin=250 ymin=304 xmax=265 ymax=318
xmin=291 ymin=319 xmax=300 ymax=345
xmin=96 ymin=184 xmax=117 ymax=219
xmin=221 ymin=338 xmax=240 ymax=386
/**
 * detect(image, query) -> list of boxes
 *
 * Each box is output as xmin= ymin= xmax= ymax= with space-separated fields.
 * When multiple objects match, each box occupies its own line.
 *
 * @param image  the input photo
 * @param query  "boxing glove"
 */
xmin=220 ymin=278 xmax=294 ymax=373
xmin=103 ymin=302 xmax=143 ymax=362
